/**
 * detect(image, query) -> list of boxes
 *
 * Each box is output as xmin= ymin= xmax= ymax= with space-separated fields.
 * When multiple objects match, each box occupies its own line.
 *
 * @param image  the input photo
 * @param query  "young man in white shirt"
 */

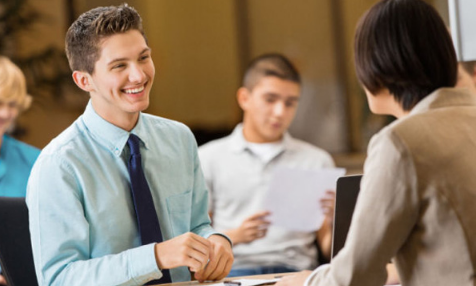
xmin=199 ymin=53 xmax=335 ymax=277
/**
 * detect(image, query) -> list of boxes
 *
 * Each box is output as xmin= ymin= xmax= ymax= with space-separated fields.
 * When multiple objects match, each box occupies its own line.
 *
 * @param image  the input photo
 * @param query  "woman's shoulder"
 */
xmin=4 ymin=135 xmax=40 ymax=165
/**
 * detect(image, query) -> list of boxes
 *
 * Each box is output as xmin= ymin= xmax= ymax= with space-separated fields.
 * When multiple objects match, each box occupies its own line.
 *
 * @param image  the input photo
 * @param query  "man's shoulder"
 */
xmin=142 ymin=113 xmax=192 ymax=136
xmin=39 ymin=119 xmax=86 ymax=160
xmin=141 ymin=114 xmax=200 ymax=155
xmin=288 ymin=136 xmax=331 ymax=156
xmin=286 ymin=136 xmax=335 ymax=166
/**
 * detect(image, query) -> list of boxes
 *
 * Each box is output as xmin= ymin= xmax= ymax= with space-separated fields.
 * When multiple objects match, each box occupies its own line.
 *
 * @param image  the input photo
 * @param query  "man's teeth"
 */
xmin=124 ymin=86 xmax=145 ymax=94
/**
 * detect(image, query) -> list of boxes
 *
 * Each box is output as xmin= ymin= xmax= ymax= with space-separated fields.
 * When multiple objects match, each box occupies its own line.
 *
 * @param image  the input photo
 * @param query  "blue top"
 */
xmin=27 ymin=102 xmax=220 ymax=286
xmin=0 ymin=134 xmax=40 ymax=197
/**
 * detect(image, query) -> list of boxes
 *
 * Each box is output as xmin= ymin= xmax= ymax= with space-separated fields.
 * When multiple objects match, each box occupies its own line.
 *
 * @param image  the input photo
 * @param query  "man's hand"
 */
xmin=316 ymin=190 xmax=336 ymax=260
xmin=225 ymin=211 xmax=270 ymax=245
xmin=154 ymin=232 xmax=214 ymax=273
xmin=320 ymin=190 xmax=335 ymax=224
xmin=194 ymin=235 xmax=233 ymax=282
xmin=275 ymin=270 xmax=312 ymax=286
xmin=0 ymin=274 xmax=7 ymax=285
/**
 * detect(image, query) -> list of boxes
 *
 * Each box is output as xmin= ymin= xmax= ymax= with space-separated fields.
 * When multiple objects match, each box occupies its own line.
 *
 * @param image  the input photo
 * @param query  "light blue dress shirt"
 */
xmin=0 ymin=134 xmax=40 ymax=197
xmin=27 ymin=102 xmax=219 ymax=286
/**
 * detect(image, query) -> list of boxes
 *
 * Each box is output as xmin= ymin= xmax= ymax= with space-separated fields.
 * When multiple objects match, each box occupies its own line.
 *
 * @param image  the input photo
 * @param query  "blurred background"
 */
xmin=2 ymin=0 xmax=450 ymax=173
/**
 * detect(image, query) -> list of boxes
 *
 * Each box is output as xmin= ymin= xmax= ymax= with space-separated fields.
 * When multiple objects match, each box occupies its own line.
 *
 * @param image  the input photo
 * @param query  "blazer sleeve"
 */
xmin=307 ymin=129 xmax=420 ymax=286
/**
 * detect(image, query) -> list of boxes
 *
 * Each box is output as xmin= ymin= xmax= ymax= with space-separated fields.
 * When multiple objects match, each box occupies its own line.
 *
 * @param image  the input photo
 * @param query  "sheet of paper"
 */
xmin=207 ymin=278 xmax=280 ymax=286
xmin=261 ymin=167 xmax=346 ymax=232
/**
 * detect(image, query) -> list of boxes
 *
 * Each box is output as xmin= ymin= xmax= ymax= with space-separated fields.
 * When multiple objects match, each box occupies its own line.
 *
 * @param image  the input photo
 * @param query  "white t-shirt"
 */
xmin=246 ymin=141 xmax=284 ymax=163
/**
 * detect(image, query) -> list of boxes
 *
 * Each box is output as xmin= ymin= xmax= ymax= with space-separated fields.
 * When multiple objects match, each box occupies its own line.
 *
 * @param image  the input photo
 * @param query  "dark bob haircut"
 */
xmin=354 ymin=0 xmax=457 ymax=111
xmin=243 ymin=53 xmax=301 ymax=90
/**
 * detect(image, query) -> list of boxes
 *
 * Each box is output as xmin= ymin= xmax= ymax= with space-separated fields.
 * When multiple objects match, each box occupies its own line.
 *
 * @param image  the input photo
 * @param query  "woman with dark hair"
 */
xmin=277 ymin=0 xmax=476 ymax=285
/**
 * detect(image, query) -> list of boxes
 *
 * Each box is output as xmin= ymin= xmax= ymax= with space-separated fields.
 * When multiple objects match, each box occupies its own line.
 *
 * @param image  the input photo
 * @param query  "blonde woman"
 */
xmin=0 ymin=56 xmax=40 ymax=285
xmin=0 ymin=56 xmax=40 ymax=198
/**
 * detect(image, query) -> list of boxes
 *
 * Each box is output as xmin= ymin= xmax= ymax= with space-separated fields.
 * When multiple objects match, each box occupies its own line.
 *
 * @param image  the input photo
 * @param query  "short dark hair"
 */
xmin=65 ymin=4 xmax=145 ymax=74
xmin=460 ymin=61 xmax=476 ymax=76
xmin=354 ymin=0 xmax=457 ymax=111
xmin=243 ymin=53 xmax=301 ymax=90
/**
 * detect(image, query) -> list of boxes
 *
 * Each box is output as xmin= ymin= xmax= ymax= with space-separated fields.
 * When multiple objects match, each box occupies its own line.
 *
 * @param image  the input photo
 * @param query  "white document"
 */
xmin=208 ymin=278 xmax=280 ymax=286
xmin=261 ymin=167 xmax=346 ymax=232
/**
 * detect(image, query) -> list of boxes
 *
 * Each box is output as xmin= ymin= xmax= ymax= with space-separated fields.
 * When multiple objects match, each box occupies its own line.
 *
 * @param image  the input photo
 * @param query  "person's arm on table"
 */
xmin=27 ymin=156 xmax=163 ymax=286
xmin=154 ymin=233 xmax=214 ymax=274
xmin=317 ymin=191 xmax=401 ymax=285
xmin=194 ymin=235 xmax=233 ymax=282
xmin=276 ymin=132 xmax=418 ymax=286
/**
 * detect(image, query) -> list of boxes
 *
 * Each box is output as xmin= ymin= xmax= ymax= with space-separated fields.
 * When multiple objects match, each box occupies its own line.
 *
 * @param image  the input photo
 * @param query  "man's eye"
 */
xmin=113 ymin=64 xmax=125 ymax=69
xmin=285 ymin=101 xmax=296 ymax=107
xmin=140 ymin=55 xmax=150 ymax=61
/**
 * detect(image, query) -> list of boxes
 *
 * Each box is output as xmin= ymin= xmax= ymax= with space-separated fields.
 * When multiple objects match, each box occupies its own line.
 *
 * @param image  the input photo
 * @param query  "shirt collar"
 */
xmin=228 ymin=123 xmax=293 ymax=153
xmin=81 ymin=100 xmax=149 ymax=157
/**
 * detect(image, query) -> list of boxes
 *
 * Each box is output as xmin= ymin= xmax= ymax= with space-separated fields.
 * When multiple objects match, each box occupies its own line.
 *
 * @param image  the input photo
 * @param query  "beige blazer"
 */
xmin=308 ymin=88 xmax=476 ymax=286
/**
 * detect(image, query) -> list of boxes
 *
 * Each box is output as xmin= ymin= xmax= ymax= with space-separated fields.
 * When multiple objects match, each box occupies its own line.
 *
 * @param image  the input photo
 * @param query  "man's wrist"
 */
xmin=209 ymin=233 xmax=233 ymax=248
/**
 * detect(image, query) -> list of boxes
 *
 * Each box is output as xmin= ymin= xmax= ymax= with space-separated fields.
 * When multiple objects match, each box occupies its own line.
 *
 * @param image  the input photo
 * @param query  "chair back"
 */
xmin=0 ymin=197 xmax=38 ymax=286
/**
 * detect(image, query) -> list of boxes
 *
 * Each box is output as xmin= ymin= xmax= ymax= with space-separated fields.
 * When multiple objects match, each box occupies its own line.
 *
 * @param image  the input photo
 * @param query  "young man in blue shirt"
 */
xmin=27 ymin=4 xmax=232 ymax=285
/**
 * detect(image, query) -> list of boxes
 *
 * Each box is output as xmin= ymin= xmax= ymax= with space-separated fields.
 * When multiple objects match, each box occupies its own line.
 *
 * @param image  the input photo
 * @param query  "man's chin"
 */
xmin=129 ymin=100 xmax=150 ymax=113
xmin=263 ymin=132 xmax=284 ymax=143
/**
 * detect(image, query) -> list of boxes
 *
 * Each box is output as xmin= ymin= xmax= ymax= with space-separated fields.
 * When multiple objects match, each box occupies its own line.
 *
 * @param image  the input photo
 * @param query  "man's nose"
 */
xmin=129 ymin=64 xmax=146 ymax=83
xmin=272 ymin=101 xmax=285 ymax=117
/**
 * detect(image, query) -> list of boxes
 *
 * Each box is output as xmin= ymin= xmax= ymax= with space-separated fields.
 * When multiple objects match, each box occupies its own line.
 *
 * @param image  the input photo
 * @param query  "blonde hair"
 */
xmin=0 ymin=56 xmax=32 ymax=112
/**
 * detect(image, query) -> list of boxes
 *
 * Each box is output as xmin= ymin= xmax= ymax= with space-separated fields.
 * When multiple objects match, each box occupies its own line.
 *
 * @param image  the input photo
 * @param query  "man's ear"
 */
xmin=72 ymin=71 xmax=95 ymax=92
xmin=236 ymin=87 xmax=251 ymax=111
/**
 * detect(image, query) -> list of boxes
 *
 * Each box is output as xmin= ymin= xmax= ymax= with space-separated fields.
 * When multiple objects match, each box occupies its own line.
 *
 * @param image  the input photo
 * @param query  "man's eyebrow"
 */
xmin=107 ymin=48 xmax=151 ymax=66
xmin=286 ymin=96 xmax=300 ymax=101
xmin=263 ymin=92 xmax=280 ymax=98
xmin=264 ymin=92 xmax=300 ymax=100
xmin=139 ymin=48 xmax=151 ymax=55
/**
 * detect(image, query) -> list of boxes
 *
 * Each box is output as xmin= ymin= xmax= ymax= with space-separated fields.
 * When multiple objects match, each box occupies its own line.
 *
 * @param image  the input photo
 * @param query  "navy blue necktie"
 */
xmin=127 ymin=134 xmax=172 ymax=284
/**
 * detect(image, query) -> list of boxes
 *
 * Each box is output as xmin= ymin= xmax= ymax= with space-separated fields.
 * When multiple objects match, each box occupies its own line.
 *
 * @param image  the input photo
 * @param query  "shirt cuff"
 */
xmin=128 ymin=243 xmax=163 ymax=283
xmin=304 ymin=264 xmax=330 ymax=286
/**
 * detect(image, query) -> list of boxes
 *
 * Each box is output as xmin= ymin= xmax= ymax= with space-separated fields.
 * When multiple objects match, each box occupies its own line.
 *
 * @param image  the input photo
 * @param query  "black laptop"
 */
xmin=331 ymin=175 xmax=362 ymax=259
